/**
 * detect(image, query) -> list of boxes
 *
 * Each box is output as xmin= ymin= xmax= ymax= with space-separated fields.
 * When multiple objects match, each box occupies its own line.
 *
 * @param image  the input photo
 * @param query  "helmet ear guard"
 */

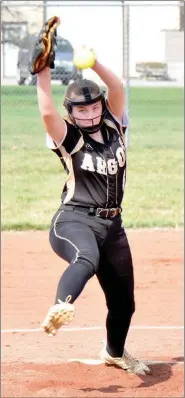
xmin=64 ymin=100 xmax=73 ymax=114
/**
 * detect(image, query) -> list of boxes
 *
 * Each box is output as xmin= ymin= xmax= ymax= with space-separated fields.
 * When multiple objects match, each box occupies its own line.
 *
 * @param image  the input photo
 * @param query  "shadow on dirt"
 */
xmin=81 ymin=384 xmax=126 ymax=394
xmin=137 ymin=359 xmax=183 ymax=388
xmin=81 ymin=358 xmax=183 ymax=393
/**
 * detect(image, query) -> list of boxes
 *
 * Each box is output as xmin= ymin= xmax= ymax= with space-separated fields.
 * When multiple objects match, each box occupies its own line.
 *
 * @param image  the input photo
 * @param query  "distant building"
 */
xmin=164 ymin=30 xmax=184 ymax=82
xmin=1 ymin=1 xmax=44 ymax=78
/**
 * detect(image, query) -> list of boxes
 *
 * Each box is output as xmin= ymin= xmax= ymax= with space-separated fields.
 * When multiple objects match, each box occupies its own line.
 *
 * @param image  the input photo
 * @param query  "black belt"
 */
xmin=62 ymin=205 xmax=122 ymax=219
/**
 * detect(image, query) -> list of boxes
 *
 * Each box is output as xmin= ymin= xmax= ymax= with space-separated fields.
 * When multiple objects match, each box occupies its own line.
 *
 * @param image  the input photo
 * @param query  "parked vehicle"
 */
xmin=17 ymin=35 xmax=82 ymax=85
xmin=136 ymin=62 xmax=170 ymax=80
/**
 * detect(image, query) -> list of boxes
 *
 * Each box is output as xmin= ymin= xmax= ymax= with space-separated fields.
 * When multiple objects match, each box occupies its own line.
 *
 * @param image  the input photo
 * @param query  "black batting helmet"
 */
xmin=63 ymin=79 xmax=106 ymax=134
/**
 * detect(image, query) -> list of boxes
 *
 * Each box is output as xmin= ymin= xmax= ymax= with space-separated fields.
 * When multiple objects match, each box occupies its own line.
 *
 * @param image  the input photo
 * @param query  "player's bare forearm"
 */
xmin=92 ymin=60 xmax=123 ymax=91
xmin=91 ymin=60 xmax=124 ymax=120
xmin=37 ymin=67 xmax=56 ymax=116
xmin=37 ymin=67 xmax=67 ymax=145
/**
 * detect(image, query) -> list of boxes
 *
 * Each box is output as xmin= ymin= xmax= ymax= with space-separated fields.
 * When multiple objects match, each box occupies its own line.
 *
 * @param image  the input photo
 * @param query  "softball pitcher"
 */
xmin=31 ymin=16 xmax=150 ymax=376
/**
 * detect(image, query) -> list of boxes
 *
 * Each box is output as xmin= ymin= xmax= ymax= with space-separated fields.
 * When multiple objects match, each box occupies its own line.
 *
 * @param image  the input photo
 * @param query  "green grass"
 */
xmin=2 ymin=86 xmax=184 ymax=230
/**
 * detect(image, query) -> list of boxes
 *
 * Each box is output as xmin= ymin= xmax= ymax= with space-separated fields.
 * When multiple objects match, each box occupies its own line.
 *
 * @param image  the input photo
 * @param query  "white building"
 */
xmin=1 ymin=1 xmax=184 ymax=83
xmin=1 ymin=1 xmax=44 ymax=79
xmin=164 ymin=29 xmax=184 ymax=82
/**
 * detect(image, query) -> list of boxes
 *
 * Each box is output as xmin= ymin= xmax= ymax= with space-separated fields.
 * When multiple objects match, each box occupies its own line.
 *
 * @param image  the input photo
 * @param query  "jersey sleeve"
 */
xmin=122 ymin=111 xmax=129 ymax=127
xmin=46 ymin=119 xmax=84 ymax=156
xmin=106 ymin=106 xmax=129 ymax=129
xmin=105 ymin=106 xmax=129 ymax=145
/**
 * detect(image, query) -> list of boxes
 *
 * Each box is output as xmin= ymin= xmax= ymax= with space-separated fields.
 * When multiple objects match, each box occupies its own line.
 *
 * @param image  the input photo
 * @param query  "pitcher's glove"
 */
xmin=30 ymin=16 xmax=60 ymax=75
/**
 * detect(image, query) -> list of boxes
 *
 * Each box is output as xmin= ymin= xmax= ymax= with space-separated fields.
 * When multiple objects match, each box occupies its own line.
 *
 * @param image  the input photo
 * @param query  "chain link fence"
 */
xmin=1 ymin=0 xmax=184 ymax=146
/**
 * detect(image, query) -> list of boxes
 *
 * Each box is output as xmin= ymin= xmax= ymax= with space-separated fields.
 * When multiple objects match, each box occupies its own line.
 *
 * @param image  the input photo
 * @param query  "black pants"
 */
xmin=49 ymin=206 xmax=135 ymax=357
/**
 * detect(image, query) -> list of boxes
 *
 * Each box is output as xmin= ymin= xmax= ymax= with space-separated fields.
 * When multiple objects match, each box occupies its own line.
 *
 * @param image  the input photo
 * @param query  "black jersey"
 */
xmin=46 ymin=108 xmax=128 ymax=208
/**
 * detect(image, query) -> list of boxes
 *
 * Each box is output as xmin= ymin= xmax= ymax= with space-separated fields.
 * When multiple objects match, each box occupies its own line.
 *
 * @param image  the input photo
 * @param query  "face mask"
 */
xmin=71 ymin=108 xmax=107 ymax=134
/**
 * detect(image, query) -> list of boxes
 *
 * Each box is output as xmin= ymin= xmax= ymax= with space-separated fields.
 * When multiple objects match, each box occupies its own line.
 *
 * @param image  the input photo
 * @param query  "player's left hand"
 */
xmin=73 ymin=46 xmax=96 ymax=69
xmin=30 ymin=16 xmax=61 ymax=75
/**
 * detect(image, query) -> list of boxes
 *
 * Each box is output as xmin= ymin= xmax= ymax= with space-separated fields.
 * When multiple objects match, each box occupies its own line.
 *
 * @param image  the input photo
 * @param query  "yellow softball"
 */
xmin=73 ymin=46 xmax=96 ymax=69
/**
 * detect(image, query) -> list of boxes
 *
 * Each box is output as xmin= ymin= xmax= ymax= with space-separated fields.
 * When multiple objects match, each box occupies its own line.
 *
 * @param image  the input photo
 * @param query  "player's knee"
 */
xmin=108 ymin=295 xmax=135 ymax=318
xmin=77 ymin=253 xmax=99 ymax=276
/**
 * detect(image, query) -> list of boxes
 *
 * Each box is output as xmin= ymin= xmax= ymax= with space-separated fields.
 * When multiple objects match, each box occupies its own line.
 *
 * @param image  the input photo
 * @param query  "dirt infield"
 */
xmin=2 ymin=229 xmax=184 ymax=397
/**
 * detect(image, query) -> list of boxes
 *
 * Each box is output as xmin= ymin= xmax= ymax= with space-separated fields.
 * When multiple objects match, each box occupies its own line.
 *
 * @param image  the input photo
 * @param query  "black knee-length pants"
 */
xmin=49 ymin=206 xmax=135 ymax=357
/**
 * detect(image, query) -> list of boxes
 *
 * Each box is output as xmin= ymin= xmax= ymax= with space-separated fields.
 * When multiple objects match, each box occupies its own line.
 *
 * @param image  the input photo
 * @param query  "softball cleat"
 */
xmin=100 ymin=342 xmax=150 ymax=375
xmin=41 ymin=297 xmax=75 ymax=336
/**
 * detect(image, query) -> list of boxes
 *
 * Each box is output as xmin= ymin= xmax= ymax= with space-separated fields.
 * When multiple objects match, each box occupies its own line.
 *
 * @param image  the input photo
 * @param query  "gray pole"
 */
xmin=122 ymin=0 xmax=125 ymax=81
xmin=126 ymin=4 xmax=130 ymax=148
xmin=123 ymin=2 xmax=130 ymax=148
xmin=43 ymin=0 xmax=47 ymax=24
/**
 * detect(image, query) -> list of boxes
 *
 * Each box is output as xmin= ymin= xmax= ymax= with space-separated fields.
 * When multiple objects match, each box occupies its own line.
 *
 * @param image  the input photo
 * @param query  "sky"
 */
xmin=45 ymin=1 xmax=180 ymax=80
xmin=1 ymin=1 xmax=181 ymax=80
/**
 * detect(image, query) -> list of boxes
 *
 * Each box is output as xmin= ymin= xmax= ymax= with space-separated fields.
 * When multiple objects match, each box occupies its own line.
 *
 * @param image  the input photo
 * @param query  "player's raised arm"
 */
xmin=74 ymin=47 xmax=124 ymax=121
xmin=37 ymin=67 xmax=67 ymax=146
xmin=30 ymin=16 xmax=67 ymax=146
xmin=92 ymin=61 xmax=124 ymax=121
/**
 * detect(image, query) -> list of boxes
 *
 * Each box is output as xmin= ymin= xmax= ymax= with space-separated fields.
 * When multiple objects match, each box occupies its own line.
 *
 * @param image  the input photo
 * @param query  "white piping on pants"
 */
xmin=53 ymin=210 xmax=79 ymax=263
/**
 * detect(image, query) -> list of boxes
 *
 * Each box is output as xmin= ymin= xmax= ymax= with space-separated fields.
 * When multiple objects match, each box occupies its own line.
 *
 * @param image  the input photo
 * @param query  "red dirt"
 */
xmin=2 ymin=229 xmax=184 ymax=397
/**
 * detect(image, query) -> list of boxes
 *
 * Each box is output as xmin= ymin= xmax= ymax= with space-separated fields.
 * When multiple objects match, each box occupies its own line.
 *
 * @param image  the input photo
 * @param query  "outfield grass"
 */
xmin=2 ymin=85 xmax=184 ymax=230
